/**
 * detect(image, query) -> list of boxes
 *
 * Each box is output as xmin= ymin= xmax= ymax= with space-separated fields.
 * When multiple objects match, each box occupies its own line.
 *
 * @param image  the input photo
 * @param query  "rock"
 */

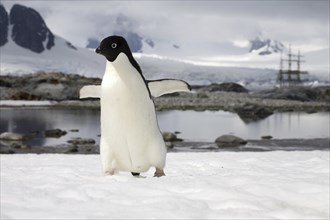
xmin=197 ymin=93 xmax=208 ymax=98
xmin=67 ymin=138 xmax=95 ymax=145
xmin=11 ymin=143 xmax=22 ymax=148
xmin=11 ymin=91 xmax=41 ymax=100
xmin=235 ymin=104 xmax=273 ymax=122
xmin=162 ymin=132 xmax=182 ymax=142
xmin=0 ymin=148 xmax=15 ymax=154
xmin=44 ymin=129 xmax=67 ymax=138
xmin=0 ymin=4 xmax=9 ymax=46
xmin=204 ymin=83 xmax=248 ymax=93
xmin=215 ymin=135 xmax=247 ymax=147
xmin=0 ymin=79 xmax=12 ymax=87
xmin=261 ymin=135 xmax=273 ymax=140
xmin=64 ymin=145 xmax=79 ymax=153
xmin=0 ymin=132 xmax=25 ymax=141
xmin=9 ymin=4 xmax=55 ymax=53
xmin=261 ymin=86 xmax=330 ymax=102
xmin=165 ymin=142 xmax=174 ymax=149
xmin=33 ymin=83 xmax=66 ymax=100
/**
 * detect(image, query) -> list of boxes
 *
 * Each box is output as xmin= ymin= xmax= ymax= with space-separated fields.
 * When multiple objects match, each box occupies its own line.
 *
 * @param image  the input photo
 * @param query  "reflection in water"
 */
xmin=157 ymin=110 xmax=329 ymax=141
xmin=0 ymin=108 xmax=329 ymax=146
xmin=0 ymin=108 xmax=100 ymax=147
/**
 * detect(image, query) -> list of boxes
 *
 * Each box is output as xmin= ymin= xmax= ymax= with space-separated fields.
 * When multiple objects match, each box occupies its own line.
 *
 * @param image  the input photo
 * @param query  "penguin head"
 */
xmin=95 ymin=35 xmax=132 ymax=62
xmin=96 ymin=35 xmax=142 ymax=74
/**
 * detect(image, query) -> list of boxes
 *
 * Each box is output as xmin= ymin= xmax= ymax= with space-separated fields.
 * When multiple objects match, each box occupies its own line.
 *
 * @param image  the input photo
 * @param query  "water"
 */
xmin=0 ymin=108 xmax=329 ymax=147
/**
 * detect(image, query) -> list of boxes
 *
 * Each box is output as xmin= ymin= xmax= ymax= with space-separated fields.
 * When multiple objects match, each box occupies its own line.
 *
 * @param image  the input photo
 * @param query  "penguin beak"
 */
xmin=95 ymin=47 xmax=101 ymax=54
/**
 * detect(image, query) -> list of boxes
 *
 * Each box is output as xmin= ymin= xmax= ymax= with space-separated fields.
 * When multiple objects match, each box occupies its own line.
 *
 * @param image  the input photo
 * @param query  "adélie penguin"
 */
xmin=80 ymin=35 xmax=191 ymax=177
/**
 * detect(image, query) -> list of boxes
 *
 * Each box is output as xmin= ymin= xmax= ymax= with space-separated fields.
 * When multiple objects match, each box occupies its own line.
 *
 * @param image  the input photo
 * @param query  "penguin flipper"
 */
xmin=147 ymin=79 xmax=191 ymax=98
xmin=80 ymin=85 xmax=101 ymax=99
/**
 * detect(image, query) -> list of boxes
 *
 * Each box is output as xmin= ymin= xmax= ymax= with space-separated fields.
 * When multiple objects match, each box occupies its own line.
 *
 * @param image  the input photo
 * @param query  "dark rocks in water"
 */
xmin=203 ymin=83 xmax=248 ymax=93
xmin=64 ymin=145 xmax=79 ymax=153
xmin=235 ymin=104 xmax=273 ymax=123
xmin=67 ymin=138 xmax=95 ymax=145
xmin=44 ymin=129 xmax=67 ymax=138
xmin=10 ymin=142 xmax=29 ymax=149
xmin=261 ymin=135 xmax=273 ymax=140
xmin=215 ymin=135 xmax=247 ymax=147
xmin=0 ymin=4 xmax=9 ymax=46
xmin=0 ymin=148 xmax=15 ymax=154
xmin=9 ymin=4 xmax=55 ymax=53
xmin=162 ymin=132 xmax=182 ymax=142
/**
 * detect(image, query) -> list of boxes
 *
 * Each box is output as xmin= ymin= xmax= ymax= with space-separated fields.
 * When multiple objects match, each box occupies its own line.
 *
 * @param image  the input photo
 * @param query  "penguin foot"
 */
xmin=131 ymin=172 xmax=140 ymax=177
xmin=104 ymin=170 xmax=115 ymax=175
xmin=154 ymin=168 xmax=165 ymax=177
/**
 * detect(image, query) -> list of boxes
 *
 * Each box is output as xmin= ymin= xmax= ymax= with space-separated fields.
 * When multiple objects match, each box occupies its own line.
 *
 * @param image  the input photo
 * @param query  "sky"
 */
xmin=2 ymin=0 xmax=330 ymax=57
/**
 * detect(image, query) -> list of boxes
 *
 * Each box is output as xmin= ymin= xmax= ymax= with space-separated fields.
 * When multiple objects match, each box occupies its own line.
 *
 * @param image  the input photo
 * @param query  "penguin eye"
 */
xmin=111 ymin=43 xmax=117 ymax=49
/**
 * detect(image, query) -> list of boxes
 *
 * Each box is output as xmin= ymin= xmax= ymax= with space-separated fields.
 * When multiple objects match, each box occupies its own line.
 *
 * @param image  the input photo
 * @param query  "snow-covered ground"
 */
xmin=1 ymin=151 xmax=329 ymax=219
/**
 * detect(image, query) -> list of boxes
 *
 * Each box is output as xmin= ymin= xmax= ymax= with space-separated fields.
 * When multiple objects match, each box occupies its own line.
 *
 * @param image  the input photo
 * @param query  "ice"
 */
xmin=1 ymin=151 xmax=329 ymax=219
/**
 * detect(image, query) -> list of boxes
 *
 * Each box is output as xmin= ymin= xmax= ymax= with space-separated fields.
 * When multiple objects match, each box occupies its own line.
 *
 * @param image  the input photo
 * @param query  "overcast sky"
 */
xmin=2 ymin=0 xmax=329 ymax=56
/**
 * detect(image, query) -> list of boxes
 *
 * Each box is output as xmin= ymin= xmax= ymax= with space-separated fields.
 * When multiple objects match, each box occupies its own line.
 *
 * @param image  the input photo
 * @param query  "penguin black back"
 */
xmin=96 ymin=35 xmax=142 ymax=74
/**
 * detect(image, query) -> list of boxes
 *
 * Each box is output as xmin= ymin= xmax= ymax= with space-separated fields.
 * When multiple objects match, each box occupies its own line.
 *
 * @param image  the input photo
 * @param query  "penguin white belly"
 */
xmin=100 ymin=57 xmax=166 ymax=173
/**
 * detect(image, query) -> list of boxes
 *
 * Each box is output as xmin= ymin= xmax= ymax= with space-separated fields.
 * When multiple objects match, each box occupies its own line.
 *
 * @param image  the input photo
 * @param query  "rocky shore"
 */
xmin=1 ymin=72 xmax=329 ymax=116
xmin=1 ymin=127 xmax=329 ymax=154
xmin=1 ymin=135 xmax=329 ymax=154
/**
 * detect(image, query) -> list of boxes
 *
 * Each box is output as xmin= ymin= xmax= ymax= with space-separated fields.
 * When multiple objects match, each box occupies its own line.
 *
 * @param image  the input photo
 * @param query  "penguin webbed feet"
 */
xmin=154 ymin=168 xmax=165 ymax=177
xmin=104 ymin=170 xmax=115 ymax=175
xmin=131 ymin=172 xmax=140 ymax=177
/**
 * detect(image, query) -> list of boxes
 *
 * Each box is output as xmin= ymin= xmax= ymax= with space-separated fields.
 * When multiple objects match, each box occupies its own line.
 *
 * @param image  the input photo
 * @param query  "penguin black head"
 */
xmin=96 ymin=35 xmax=142 ymax=74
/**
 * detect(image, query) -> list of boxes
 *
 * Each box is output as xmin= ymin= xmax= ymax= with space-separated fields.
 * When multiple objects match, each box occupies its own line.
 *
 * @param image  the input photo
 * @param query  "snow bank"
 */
xmin=1 ymin=151 xmax=329 ymax=219
xmin=0 ymin=100 xmax=55 ymax=107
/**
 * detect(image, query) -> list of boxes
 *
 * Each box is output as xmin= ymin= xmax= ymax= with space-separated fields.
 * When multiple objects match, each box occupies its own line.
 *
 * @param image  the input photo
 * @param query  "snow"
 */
xmin=1 ymin=30 xmax=329 ymax=88
xmin=1 ymin=32 xmax=329 ymax=89
xmin=1 ymin=151 xmax=329 ymax=219
xmin=0 ymin=35 xmax=105 ymax=77
xmin=0 ymin=100 xmax=55 ymax=107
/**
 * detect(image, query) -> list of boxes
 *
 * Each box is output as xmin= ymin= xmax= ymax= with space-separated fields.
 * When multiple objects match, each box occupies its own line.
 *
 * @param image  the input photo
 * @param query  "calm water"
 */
xmin=0 ymin=108 xmax=329 ymax=147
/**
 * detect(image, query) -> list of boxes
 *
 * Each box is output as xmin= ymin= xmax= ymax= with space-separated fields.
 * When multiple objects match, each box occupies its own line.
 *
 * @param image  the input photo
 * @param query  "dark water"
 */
xmin=0 ymin=108 xmax=329 ymax=147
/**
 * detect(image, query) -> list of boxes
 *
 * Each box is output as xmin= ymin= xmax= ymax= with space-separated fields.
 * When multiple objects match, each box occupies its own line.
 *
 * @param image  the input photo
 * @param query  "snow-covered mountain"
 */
xmin=0 ymin=4 xmax=104 ymax=76
xmin=1 ymin=4 xmax=328 ymax=88
xmin=249 ymin=36 xmax=286 ymax=56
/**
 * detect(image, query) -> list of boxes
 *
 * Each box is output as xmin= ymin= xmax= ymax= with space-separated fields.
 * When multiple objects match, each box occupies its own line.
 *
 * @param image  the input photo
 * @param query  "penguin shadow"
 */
xmin=103 ymin=172 xmax=148 ymax=180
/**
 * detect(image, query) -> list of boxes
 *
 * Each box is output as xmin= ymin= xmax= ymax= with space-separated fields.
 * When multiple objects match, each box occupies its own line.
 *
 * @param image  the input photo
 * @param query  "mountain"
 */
xmin=0 ymin=4 xmax=104 ymax=77
xmin=86 ymin=32 xmax=157 ymax=53
xmin=1 ymin=4 xmax=55 ymax=53
xmin=0 ymin=4 xmax=328 ymax=87
xmin=249 ymin=36 xmax=286 ymax=56
xmin=0 ymin=4 xmax=8 ymax=46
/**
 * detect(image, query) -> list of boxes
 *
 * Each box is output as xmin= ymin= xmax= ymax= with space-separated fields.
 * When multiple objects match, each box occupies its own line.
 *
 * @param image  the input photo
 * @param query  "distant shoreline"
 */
xmin=1 ymin=138 xmax=329 ymax=155
xmin=1 ymin=73 xmax=329 ymax=114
